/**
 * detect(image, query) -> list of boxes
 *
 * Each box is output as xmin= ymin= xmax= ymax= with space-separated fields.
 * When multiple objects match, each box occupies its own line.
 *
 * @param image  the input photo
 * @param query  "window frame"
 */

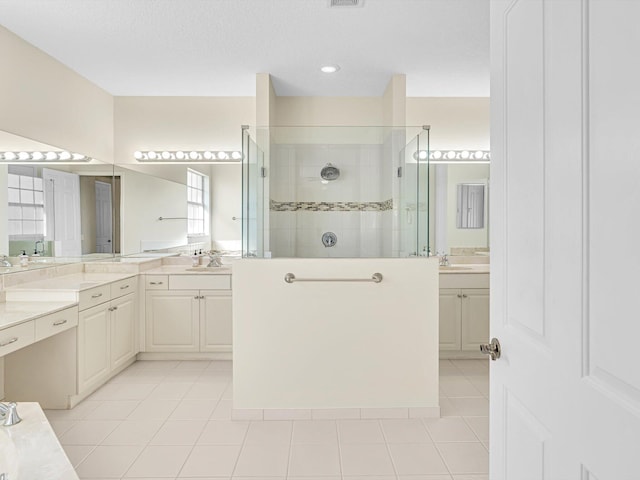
xmin=187 ymin=168 xmax=210 ymax=237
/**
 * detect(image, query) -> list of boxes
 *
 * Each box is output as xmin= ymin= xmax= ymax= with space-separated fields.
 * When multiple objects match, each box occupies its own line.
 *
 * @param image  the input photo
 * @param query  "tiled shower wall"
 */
xmin=269 ymin=144 xmax=393 ymax=258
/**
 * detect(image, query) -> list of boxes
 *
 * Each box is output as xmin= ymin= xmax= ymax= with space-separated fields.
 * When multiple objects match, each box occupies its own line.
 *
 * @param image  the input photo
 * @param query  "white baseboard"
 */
xmin=232 ymin=405 xmax=441 ymax=421
xmin=137 ymin=352 xmax=232 ymax=361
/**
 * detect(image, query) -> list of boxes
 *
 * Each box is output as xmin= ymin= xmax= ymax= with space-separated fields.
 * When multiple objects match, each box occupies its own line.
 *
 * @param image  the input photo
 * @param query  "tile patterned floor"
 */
xmin=45 ymin=359 xmax=489 ymax=480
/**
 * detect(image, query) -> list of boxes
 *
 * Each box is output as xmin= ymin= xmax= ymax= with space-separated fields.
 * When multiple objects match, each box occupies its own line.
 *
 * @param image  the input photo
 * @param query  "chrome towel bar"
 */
xmin=284 ymin=272 xmax=383 ymax=284
xmin=158 ymin=216 xmax=187 ymax=221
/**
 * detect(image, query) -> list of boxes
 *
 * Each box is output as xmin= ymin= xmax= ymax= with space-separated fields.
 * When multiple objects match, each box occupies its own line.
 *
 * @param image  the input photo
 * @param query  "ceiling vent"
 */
xmin=329 ymin=0 xmax=363 ymax=7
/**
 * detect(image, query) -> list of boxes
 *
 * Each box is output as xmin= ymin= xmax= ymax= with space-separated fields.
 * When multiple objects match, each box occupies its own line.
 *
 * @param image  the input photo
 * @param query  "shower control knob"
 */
xmin=322 ymin=232 xmax=337 ymax=248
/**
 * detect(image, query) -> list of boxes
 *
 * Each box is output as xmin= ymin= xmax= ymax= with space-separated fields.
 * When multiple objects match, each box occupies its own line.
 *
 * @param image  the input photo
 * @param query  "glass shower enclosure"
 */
xmin=242 ymin=126 xmax=430 ymax=258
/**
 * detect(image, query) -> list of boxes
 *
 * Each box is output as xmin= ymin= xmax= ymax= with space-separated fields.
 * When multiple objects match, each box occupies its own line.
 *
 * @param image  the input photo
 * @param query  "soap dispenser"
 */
xmin=191 ymin=250 xmax=200 ymax=267
xmin=19 ymin=250 xmax=29 ymax=267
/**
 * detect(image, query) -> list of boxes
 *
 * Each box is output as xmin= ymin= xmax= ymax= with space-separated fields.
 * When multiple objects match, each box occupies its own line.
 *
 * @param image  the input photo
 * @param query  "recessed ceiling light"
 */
xmin=321 ymin=65 xmax=340 ymax=74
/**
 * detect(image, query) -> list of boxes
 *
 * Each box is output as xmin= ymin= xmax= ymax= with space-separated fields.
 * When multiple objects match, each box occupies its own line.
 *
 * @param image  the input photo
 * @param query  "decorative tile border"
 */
xmin=270 ymin=198 xmax=393 ymax=212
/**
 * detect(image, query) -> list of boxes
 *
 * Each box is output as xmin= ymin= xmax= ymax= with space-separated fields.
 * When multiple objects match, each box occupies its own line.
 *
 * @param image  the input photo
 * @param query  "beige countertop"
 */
xmin=143 ymin=264 xmax=233 ymax=275
xmin=0 ymin=402 xmax=79 ymax=480
xmin=4 ymin=272 xmax=137 ymax=292
xmin=0 ymin=300 xmax=78 ymax=331
xmin=439 ymin=264 xmax=490 ymax=274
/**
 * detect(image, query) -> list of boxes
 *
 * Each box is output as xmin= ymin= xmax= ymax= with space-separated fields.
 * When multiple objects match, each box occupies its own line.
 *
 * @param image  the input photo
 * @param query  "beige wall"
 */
xmin=114 ymin=96 xmax=255 ymax=162
xmin=0 ymin=26 xmax=114 ymax=163
xmin=275 ymin=97 xmax=384 ymax=126
xmin=406 ymin=97 xmax=490 ymax=150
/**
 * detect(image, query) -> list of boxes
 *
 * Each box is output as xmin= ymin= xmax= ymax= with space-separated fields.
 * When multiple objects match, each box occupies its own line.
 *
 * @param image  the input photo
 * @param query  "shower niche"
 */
xmin=242 ymin=126 xmax=430 ymax=258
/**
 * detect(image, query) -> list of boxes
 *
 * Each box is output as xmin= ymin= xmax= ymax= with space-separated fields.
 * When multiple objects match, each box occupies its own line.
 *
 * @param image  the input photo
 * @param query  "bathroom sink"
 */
xmin=439 ymin=265 xmax=472 ymax=271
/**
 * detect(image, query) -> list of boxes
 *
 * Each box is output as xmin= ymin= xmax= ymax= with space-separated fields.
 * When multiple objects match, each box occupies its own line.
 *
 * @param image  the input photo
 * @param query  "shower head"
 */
xmin=320 ymin=163 xmax=340 ymax=181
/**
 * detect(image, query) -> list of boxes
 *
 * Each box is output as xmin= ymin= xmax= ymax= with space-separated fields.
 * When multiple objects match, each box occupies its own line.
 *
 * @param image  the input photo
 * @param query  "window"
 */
xmin=187 ymin=169 xmax=209 ymax=236
xmin=7 ymin=166 xmax=45 ymax=238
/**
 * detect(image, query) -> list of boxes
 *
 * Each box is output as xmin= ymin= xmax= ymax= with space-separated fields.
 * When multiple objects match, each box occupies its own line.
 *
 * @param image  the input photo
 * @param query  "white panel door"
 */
xmin=95 ymin=180 xmax=113 ymax=253
xmin=43 ymin=168 xmax=81 ymax=257
xmin=491 ymin=0 xmax=640 ymax=478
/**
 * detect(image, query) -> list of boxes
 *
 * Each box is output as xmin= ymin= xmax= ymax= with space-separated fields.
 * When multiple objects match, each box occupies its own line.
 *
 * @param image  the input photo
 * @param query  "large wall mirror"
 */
xmin=1 ymin=131 xmax=117 ymax=270
xmin=430 ymin=162 xmax=489 ymax=255
xmin=114 ymin=163 xmax=216 ymax=257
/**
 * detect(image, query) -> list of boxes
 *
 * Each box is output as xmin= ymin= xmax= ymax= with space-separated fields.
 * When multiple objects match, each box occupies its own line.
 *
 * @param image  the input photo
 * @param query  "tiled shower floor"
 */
xmin=45 ymin=359 xmax=489 ymax=479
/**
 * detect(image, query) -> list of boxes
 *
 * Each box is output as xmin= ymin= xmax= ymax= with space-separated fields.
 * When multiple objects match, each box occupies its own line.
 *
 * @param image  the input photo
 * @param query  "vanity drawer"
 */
xmin=111 ymin=277 xmax=138 ymax=299
xmin=0 ymin=321 xmax=35 ymax=357
xmin=169 ymin=274 xmax=231 ymax=290
xmin=79 ymin=285 xmax=111 ymax=310
xmin=145 ymin=275 xmax=168 ymax=290
xmin=35 ymin=306 xmax=79 ymax=341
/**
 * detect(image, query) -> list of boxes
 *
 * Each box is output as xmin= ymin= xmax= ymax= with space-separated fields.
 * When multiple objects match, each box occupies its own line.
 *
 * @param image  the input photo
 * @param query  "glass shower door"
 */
xmin=242 ymin=128 xmax=265 ymax=257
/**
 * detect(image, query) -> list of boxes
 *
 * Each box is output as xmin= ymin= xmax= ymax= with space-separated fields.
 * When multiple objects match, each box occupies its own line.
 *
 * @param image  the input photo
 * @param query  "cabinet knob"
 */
xmin=457 ymin=294 xmax=462 ymax=298
xmin=462 ymin=294 xmax=468 ymax=298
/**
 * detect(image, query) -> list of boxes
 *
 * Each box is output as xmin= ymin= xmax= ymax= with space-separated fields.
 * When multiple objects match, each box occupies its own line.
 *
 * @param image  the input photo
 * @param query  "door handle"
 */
xmin=480 ymin=337 xmax=501 ymax=360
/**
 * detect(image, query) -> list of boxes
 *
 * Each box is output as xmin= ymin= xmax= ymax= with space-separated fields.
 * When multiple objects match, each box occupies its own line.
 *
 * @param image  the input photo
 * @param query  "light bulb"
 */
xmin=203 ymin=151 xmax=214 ymax=160
xmin=217 ymin=152 xmax=229 ymax=160
xmin=447 ymin=151 xmax=456 ymax=159
xmin=72 ymin=153 xmax=85 ymax=161
xmin=148 ymin=151 xmax=158 ymax=160
xmin=32 ymin=152 xmax=44 ymax=161
xmin=418 ymin=150 xmax=428 ymax=160
xmin=231 ymin=151 xmax=242 ymax=160
xmin=161 ymin=151 xmax=171 ymax=160
xmin=46 ymin=152 xmax=58 ymax=161
xmin=320 ymin=65 xmax=340 ymax=73
xmin=18 ymin=151 xmax=29 ymax=160
xmin=189 ymin=151 xmax=199 ymax=160
xmin=460 ymin=150 xmax=470 ymax=159
xmin=432 ymin=151 xmax=442 ymax=160
xmin=134 ymin=151 xmax=144 ymax=160
xmin=176 ymin=151 xmax=185 ymax=160
xmin=474 ymin=150 xmax=484 ymax=159
xmin=4 ymin=152 xmax=17 ymax=161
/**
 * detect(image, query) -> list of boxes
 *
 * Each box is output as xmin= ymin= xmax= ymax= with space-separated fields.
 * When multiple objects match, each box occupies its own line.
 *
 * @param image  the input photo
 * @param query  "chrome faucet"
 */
xmin=206 ymin=252 xmax=223 ymax=268
xmin=0 ymin=255 xmax=11 ymax=267
xmin=0 ymin=402 xmax=22 ymax=426
xmin=439 ymin=253 xmax=450 ymax=266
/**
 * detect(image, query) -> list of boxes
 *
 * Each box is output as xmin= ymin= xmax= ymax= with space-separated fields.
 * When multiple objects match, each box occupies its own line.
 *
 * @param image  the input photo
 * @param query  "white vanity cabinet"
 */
xmin=144 ymin=274 xmax=232 ymax=355
xmin=439 ymin=273 xmax=490 ymax=358
xmin=145 ymin=291 xmax=200 ymax=352
xmin=77 ymin=278 xmax=138 ymax=394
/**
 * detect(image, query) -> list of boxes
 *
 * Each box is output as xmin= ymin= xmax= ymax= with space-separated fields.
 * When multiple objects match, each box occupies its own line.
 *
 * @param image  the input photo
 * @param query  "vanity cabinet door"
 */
xmin=439 ymin=289 xmax=462 ymax=351
xmin=78 ymin=303 xmax=110 ymax=393
xmin=110 ymin=293 xmax=137 ymax=371
xmin=460 ymin=288 xmax=490 ymax=351
xmin=145 ymin=291 xmax=199 ymax=352
xmin=200 ymin=291 xmax=232 ymax=353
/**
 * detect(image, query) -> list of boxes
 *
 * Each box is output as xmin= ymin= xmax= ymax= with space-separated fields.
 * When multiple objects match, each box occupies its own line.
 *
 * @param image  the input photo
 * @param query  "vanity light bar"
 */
xmin=413 ymin=149 xmax=491 ymax=163
xmin=134 ymin=150 xmax=243 ymax=162
xmin=0 ymin=151 xmax=91 ymax=162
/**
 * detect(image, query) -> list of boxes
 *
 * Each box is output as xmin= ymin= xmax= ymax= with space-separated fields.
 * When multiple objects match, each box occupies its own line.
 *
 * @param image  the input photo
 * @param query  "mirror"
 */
xmin=115 ymin=163 xmax=213 ymax=257
xmin=1 ymin=131 xmax=118 ymax=267
xmin=431 ymin=163 xmax=490 ymax=255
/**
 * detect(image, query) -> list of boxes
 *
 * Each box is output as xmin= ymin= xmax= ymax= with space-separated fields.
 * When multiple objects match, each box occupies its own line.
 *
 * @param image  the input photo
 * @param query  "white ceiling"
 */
xmin=0 ymin=0 xmax=489 ymax=97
